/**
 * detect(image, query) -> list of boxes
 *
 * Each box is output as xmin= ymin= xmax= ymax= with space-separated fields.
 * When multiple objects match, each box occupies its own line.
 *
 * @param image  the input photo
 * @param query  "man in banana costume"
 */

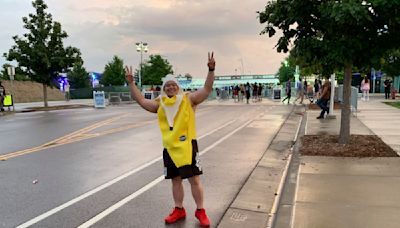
xmin=125 ymin=52 xmax=215 ymax=227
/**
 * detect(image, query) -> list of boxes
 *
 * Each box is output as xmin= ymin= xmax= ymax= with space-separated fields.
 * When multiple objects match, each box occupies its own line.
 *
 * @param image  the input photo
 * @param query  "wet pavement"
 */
xmin=2 ymin=95 xmax=399 ymax=228
xmin=0 ymin=98 xmax=294 ymax=228
xmin=290 ymin=96 xmax=400 ymax=228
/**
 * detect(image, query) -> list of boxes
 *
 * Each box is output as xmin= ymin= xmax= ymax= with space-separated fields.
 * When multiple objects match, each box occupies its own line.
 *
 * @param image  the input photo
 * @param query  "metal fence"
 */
xmin=335 ymin=85 xmax=358 ymax=113
xmin=108 ymin=92 xmax=132 ymax=105
xmin=108 ymin=91 xmax=164 ymax=105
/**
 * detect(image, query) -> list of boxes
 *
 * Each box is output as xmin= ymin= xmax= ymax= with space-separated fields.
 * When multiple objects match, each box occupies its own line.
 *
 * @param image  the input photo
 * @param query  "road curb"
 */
xmin=217 ymin=106 xmax=304 ymax=228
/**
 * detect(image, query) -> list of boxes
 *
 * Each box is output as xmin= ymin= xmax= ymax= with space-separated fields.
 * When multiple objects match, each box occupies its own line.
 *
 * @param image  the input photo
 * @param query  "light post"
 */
xmin=136 ymin=42 xmax=148 ymax=89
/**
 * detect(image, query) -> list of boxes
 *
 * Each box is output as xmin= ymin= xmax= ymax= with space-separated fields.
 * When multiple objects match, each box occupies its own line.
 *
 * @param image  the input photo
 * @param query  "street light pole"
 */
xmin=136 ymin=42 xmax=148 ymax=89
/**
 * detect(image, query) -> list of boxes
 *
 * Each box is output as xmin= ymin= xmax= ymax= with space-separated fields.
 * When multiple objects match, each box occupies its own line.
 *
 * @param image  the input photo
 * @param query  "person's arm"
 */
xmin=188 ymin=52 xmax=215 ymax=106
xmin=320 ymin=84 xmax=328 ymax=98
xmin=125 ymin=66 xmax=159 ymax=113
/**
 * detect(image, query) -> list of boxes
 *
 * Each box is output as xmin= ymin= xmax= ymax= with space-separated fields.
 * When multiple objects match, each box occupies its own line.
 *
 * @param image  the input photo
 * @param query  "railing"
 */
xmin=108 ymin=92 xmax=134 ymax=105
xmin=335 ymin=85 xmax=358 ymax=113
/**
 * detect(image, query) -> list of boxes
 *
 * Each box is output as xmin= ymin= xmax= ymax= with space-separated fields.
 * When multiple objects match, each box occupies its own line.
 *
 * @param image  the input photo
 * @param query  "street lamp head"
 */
xmin=135 ymin=41 xmax=149 ymax=52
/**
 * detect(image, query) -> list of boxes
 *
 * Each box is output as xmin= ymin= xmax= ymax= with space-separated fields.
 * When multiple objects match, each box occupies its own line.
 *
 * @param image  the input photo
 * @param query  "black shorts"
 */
xmin=163 ymin=140 xmax=203 ymax=179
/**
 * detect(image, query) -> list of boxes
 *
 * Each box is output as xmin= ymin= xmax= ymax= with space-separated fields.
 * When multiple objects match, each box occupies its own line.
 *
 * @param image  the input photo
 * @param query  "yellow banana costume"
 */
xmin=157 ymin=76 xmax=197 ymax=168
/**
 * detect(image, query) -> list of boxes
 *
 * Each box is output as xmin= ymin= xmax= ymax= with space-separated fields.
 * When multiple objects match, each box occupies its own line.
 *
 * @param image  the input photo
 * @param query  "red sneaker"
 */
xmin=164 ymin=207 xmax=186 ymax=224
xmin=195 ymin=208 xmax=210 ymax=227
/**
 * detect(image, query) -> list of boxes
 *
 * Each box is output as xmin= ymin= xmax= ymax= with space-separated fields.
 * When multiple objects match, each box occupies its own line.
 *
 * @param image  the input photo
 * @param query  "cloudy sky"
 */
xmin=0 ymin=0 xmax=287 ymax=78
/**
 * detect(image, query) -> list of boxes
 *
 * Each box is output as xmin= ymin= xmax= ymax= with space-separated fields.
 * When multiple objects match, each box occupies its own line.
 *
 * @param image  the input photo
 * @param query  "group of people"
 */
xmin=361 ymin=76 xmax=396 ymax=101
xmin=282 ymin=78 xmax=324 ymax=105
xmin=234 ymin=82 xmax=264 ymax=103
xmin=282 ymin=77 xmax=331 ymax=119
xmin=216 ymin=82 xmax=265 ymax=104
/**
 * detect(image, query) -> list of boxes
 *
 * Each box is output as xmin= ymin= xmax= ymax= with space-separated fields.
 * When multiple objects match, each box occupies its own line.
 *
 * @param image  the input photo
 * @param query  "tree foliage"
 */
xmin=276 ymin=61 xmax=295 ymax=83
xmin=68 ymin=61 xmax=90 ymax=88
xmin=380 ymin=49 xmax=400 ymax=79
xmin=141 ymin=55 xmax=173 ymax=85
xmin=259 ymin=0 xmax=400 ymax=144
xmin=3 ymin=0 xmax=81 ymax=106
xmin=101 ymin=55 xmax=125 ymax=86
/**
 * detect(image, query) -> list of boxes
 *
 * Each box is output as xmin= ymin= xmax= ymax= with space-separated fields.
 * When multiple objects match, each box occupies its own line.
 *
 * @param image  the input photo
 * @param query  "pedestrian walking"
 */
xmin=240 ymin=84 xmax=245 ymax=102
xmin=233 ymin=85 xmax=239 ymax=102
xmin=252 ymin=83 xmax=258 ymax=102
xmin=384 ymin=78 xmax=392 ymax=99
xmin=360 ymin=76 xmax=370 ymax=101
xmin=245 ymin=82 xmax=251 ymax=104
xmin=125 ymin=52 xmax=215 ymax=227
xmin=257 ymin=84 xmax=263 ymax=101
xmin=64 ymin=82 xmax=70 ymax=101
xmin=316 ymin=78 xmax=331 ymax=119
xmin=294 ymin=78 xmax=304 ymax=104
xmin=282 ymin=78 xmax=292 ymax=104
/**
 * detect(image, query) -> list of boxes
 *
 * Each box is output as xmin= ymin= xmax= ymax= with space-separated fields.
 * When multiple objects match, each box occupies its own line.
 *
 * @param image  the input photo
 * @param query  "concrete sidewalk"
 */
xmin=292 ymin=97 xmax=400 ymax=228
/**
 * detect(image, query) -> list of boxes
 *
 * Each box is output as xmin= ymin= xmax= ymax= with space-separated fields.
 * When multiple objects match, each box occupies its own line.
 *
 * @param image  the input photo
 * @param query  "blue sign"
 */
xmin=93 ymin=91 xmax=106 ymax=108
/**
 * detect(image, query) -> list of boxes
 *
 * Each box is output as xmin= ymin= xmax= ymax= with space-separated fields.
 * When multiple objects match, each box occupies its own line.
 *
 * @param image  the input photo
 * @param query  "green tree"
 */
xmin=68 ymin=61 xmax=90 ymax=88
xmin=276 ymin=60 xmax=295 ymax=83
xmin=4 ymin=0 xmax=81 ymax=107
xmin=141 ymin=55 xmax=173 ymax=86
xmin=380 ymin=49 xmax=400 ymax=79
xmin=101 ymin=56 xmax=125 ymax=86
xmin=259 ymin=0 xmax=400 ymax=144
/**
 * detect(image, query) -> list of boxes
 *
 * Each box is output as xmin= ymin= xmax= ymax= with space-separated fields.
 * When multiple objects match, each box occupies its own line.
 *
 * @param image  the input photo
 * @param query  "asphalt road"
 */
xmin=0 ymin=101 xmax=291 ymax=228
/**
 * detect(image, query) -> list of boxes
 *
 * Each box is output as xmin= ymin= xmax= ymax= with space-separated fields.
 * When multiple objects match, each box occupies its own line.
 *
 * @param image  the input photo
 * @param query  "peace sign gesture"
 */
xmin=208 ymin=52 xmax=215 ymax=71
xmin=125 ymin=65 xmax=134 ymax=84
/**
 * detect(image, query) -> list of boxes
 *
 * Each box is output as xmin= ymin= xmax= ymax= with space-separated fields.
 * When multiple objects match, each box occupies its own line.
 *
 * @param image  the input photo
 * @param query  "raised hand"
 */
xmin=125 ymin=66 xmax=134 ymax=84
xmin=208 ymin=52 xmax=215 ymax=71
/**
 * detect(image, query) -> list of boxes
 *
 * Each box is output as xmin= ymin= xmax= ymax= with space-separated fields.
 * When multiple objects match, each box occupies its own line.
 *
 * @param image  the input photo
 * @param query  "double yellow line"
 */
xmin=0 ymin=106 xmax=214 ymax=161
xmin=0 ymin=114 xmax=154 ymax=161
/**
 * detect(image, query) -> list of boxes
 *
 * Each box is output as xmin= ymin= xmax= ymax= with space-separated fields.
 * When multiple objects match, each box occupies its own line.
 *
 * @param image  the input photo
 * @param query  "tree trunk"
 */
xmin=42 ymin=83 xmax=48 ymax=107
xmin=339 ymin=64 xmax=352 ymax=144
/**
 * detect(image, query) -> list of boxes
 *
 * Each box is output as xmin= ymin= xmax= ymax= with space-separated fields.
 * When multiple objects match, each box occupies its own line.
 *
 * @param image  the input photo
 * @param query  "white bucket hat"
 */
xmin=160 ymin=74 xmax=184 ymax=128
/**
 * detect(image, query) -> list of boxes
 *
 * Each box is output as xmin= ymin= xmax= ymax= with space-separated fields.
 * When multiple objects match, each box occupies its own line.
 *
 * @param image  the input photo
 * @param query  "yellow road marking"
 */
xmin=0 ymin=113 xmax=137 ymax=161
xmin=0 ymin=106 xmax=214 ymax=161
xmin=41 ymin=114 xmax=130 ymax=147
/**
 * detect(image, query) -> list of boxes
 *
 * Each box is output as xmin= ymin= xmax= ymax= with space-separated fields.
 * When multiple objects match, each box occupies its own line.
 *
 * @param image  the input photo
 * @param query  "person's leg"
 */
xmin=300 ymin=92 xmax=304 ymax=104
xmin=319 ymin=108 xmax=325 ymax=118
xmin=171 ymin=177 xmax=184 ymax=208
xmin=316 ymin=99 xmax=325 ymax=118
xmin=294 ymin=92 xmax=298 ymax=102
xmin=165 ymin=176 xmax=186 ymax=224
xmin=366 ymin=90 xmax=369 ymax=101
xmin=189 ymin=175 xmax=210 ymax=226
xmin=0 ymin=97 xmax=4 ymax=111
xmin=324 ymin=99 xmax=329 ymax=114
xmin=316 ymin=98 xmax=322 ymax=108
xmin=188 ymin=176 xmax=204 ymax=209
